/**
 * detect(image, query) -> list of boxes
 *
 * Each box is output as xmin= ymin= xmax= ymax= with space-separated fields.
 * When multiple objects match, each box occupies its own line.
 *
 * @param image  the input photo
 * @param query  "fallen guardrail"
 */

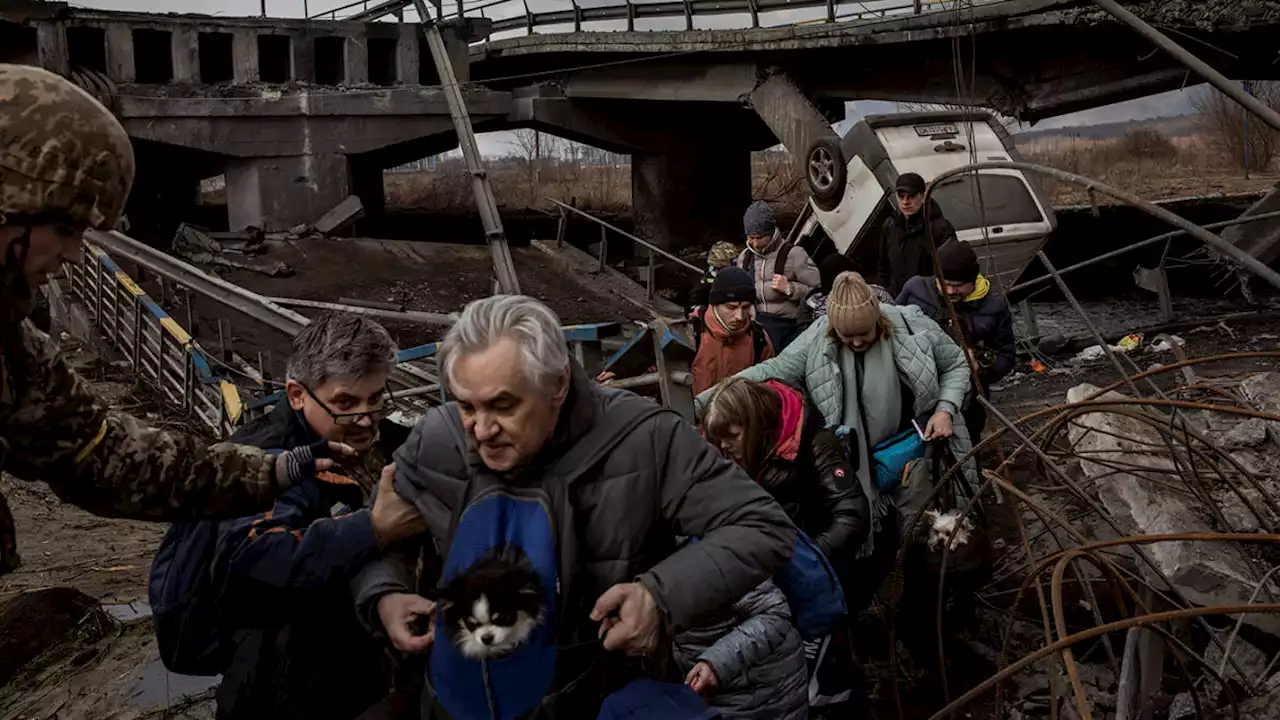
xmin=64 ymin=242 xmax=246 ymax=437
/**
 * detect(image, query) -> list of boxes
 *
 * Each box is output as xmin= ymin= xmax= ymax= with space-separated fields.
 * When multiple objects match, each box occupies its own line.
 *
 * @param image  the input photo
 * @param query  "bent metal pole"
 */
xmin=923 ymin=160 xmax=1280 ymax=293
xmin=1092 ymin=0 xmax=1280 ymax=135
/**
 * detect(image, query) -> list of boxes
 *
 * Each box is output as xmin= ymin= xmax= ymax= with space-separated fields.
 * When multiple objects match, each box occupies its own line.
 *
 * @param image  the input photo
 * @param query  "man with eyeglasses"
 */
xmin=207 ymin=313 xmax=426 ymax=720
xmin=876 ymin=172 xmax=958 ymax=297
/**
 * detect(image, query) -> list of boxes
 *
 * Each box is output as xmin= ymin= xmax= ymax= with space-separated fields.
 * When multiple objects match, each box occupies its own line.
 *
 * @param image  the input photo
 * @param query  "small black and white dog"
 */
xmin=431 ymin=550 xmax=546 ymax=660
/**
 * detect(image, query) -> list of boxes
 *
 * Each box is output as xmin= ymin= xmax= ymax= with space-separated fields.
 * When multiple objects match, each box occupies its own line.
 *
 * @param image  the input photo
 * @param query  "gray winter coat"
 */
xmin=736 ymin=234 xmax=821 ymax=320
xmin=673 ymin=580 xmax=807 ymax=720
xmin=351 ymin=364 xmax=797 ymax=718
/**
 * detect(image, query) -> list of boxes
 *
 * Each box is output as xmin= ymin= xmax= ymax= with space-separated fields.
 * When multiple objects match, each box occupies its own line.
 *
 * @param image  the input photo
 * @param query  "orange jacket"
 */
xmin=691 ymin=309 xmax=775 ymax=395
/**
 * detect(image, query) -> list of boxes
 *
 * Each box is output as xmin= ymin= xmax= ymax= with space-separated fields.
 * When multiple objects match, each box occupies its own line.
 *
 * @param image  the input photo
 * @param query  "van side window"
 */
xmin=932 ymin=175 xmax=1043 ymax=230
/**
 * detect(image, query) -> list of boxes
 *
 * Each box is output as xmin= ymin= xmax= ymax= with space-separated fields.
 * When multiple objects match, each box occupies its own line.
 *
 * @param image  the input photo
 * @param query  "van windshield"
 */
xmin=931 ymin=174 xmax=1043 ymax=231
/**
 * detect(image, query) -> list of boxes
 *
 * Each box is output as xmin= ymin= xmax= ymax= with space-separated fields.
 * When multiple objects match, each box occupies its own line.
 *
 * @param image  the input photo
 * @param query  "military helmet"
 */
xmin=706 ymin=241 xmax=740 ymax=270
xmin=0 ymin=64 xmax=135 ymax=230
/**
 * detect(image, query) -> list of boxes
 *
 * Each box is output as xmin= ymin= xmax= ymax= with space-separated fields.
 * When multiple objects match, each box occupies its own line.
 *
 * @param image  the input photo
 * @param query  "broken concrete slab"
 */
xmin=1241 ymin=372 xmax=1280 ymax=448
xmin=313 ymin=195 xmax=364 ymax=236
xmin=1066 ymin=383 xmax=1280 ymax=637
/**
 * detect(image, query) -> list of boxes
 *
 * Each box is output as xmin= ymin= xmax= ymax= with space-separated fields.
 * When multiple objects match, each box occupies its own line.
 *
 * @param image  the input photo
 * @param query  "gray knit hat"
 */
xmin=743 ymin=200 xmax=777 ymax=237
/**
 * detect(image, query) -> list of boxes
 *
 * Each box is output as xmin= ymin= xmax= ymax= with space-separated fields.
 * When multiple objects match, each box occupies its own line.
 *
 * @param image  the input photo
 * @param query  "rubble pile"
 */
xmin=963 ymin=368 xmax=1280 ymax=720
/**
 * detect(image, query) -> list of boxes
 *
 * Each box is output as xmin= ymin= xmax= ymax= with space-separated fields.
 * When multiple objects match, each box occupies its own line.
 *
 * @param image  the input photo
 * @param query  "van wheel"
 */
xmin=806 ymin=137 xmax=846 ymax=212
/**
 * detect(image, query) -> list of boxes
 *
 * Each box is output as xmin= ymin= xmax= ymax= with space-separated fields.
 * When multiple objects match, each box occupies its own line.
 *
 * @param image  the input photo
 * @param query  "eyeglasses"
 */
xmin=301 ymin=384 xmax=397 ymax=426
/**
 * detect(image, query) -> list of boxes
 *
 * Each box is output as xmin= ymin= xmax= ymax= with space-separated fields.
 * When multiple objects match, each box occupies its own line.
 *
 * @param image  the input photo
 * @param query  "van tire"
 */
xmin=806 ymin=137 xmax=846 ymax=212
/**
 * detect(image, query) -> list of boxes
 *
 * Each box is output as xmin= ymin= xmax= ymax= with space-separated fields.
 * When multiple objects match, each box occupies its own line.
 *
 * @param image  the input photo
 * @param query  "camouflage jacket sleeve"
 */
xmin=1 ymin=321 xmax=286 ymax=521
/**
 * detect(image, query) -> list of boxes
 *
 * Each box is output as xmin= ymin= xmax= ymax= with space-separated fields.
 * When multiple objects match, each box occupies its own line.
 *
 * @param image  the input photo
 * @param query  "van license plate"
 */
xmin=915 ymin=123 xmax=958 ymax=136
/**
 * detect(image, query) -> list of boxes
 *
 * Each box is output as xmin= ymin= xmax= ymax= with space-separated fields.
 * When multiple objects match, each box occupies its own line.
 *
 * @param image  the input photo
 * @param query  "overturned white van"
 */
xmin=796 ymin=111 xmax=1057 ymax=290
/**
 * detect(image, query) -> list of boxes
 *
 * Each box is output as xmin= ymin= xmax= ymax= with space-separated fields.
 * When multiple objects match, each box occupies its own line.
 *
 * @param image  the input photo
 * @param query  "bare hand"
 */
xmin=378 ymin=592 xmax=436 ymax=654
xmin=596 ymin=370 xmax=618 ymax=387
xmin=770 ymin=273 xmax=791 ymax=297
xmin=591 ymin=582 xmax=661 ymax=654
xmin=275 ymin=441 xmax=357 ymax=487
xmin=371 ymin=463 xmax=426 ymax=549
xmin=686 ymin=661 xmax=719 ymax=694
xmin=924 ymin=411 xmax=953 ymax=441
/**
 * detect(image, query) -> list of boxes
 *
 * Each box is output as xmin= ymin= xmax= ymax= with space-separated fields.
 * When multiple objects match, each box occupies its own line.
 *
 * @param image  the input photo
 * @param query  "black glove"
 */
xmin=281 ymin=438 xmax=333 ymax=486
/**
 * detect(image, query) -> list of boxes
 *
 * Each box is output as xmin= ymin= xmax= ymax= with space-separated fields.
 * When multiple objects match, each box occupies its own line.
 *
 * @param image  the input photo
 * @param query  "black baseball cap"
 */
xmin=894 ymin=172 xmax=926 ymax=195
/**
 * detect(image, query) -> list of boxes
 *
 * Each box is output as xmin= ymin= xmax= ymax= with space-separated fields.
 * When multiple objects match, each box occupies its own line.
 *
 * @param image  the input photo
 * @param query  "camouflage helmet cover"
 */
xmin=706 ymin=241 xmax=740 ymax=270
xmin=0 ymin=64 xmax=135 ymax=229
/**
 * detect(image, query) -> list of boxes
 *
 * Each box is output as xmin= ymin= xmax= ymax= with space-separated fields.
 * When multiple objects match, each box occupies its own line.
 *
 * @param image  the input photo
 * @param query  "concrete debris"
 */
xmin=1241 ymin=372 xmax=1280 ymax=448
xmin=313 ymin=194 xmax=365 ymax=236
xmin=1066 ymin=383 xmax=1280 ymax=637
xmin=1038 ymin=332 xmax=1070 ymax=356
xmin=1203 ymin=630 xmax=1272 ymax=695
xmin=1219 ymin=417 xmax=1271 ymax=449
xmin=1147 ymin=335 xmax=1185 ymax=353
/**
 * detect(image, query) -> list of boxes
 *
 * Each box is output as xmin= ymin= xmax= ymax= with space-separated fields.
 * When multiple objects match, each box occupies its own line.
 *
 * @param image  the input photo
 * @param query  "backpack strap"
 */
xmin=773 ymin=239 xmax=795 ymax=278
xmin=751 ymin=323 xmax=768 ymax=363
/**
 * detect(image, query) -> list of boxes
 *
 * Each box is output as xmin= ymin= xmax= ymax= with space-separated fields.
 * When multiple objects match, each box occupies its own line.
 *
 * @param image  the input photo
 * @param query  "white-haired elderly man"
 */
xmin=352 ymin=294 xmax=796 ymax=719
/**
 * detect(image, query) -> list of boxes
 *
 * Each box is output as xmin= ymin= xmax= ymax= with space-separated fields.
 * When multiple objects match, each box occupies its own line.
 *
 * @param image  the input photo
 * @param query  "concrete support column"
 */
xmin=397 ymin=25 xmax=419 ymax=85
xmin=105 ymin=24 xmax=135 ymax=83
xmin=345 ymin=32 xmax=369 ymax=85
xmin=226 ymin=154 xmax=351 ymax=232
xmin=172 ymin=28 xmax=198 ymax=83
xmin=232 ymin=31 xmax=259 ymax=84
xmin=36 ymin=22 xmax=69 ymax=75
xmin=632 ymin=146 xmax=751 ymax=252
xmin=747 ymin=68 xmax=839 ymax=160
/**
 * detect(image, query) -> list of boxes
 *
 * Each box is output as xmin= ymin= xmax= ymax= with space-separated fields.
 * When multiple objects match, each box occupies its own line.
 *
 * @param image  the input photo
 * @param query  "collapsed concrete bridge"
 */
xmin=4 ymin=0 xmax=1279 ymax=248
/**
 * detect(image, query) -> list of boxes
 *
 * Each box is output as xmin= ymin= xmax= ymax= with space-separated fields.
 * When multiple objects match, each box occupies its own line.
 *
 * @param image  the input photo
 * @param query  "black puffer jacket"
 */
xmin=754 ymin=381 xmax=867 ymax=566
xmin=877 ymin=199 xmax=957 ymax=297
xmin=896 ymin=275 xmax=1016 ymax=386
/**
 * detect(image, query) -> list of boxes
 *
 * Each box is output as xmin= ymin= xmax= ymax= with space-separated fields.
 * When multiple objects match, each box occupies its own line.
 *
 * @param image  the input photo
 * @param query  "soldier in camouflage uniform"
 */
xmin=0 ymin=64 xmax=351 ymax=576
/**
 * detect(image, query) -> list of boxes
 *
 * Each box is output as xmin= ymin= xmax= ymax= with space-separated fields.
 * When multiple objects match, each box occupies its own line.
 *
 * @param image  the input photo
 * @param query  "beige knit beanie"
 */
xmin=826 ymin=271 xmax=882 ymax=336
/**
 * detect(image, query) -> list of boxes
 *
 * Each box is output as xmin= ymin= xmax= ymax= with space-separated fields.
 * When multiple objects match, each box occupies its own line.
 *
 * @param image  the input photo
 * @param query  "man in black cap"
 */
xmin=876 ymin=172 xmax=957 ymax=297
xmin=690 ymin=267 xmax=775 ymax=395
xmin=896 ymin=239 xmax=1014 ymax=439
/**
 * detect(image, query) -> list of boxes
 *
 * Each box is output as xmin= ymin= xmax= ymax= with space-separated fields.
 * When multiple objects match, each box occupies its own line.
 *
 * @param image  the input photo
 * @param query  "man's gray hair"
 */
xmin=439 ymin=295 xmax=569 ymax=394
xmin=286 ymin=312 xmax=399 ymax=387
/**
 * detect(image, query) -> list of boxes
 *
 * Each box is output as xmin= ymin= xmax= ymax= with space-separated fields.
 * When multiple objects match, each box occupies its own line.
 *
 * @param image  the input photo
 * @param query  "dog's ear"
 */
xmin=962 ymin=515 xmax=976 ymax=531
xmin=924 ymin=509 xmax=941 ymax=524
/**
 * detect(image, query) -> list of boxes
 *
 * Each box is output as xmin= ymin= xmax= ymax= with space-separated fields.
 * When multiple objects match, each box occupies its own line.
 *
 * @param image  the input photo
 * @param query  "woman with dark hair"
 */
xmin=703 ymin=376 xmax=865 ymax=567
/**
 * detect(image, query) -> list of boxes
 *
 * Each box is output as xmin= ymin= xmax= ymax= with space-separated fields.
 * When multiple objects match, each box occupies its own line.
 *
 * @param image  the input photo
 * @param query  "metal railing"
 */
xmin=64 ymin=234 xmax=634 ymax=432
xmin=64 ymin=242 xmax=246 ymax=437
xmin=311 ymin=0 xmax=1002 ymax=37
xmin=548 ymin=198 xmax=701 ymax=301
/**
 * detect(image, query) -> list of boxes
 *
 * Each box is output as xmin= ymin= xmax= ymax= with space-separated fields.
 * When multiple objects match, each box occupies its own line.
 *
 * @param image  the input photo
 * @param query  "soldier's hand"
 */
xmin=275 ymin=439 xmax=357 ymax=487
xmin=372 ymin=463 xmax=426 ymax=548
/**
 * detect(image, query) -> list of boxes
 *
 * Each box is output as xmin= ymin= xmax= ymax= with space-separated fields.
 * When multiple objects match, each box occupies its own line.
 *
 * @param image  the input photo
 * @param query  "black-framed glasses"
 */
xmin=301 ymin=384 xmax=397 ymax=426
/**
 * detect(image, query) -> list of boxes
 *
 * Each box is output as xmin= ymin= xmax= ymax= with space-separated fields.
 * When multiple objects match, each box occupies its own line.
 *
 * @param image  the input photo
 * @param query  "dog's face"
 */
xmin=926 ymin=509 xmax=976 ymax=552
xmin=452 ymin=593 xmax=542 ymax=659
xmin=435 ymin=553 xmax=545 ymax=660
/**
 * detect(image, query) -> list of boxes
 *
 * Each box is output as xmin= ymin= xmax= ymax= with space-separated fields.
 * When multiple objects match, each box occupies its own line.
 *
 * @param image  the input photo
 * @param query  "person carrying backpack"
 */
xmin=351 ymin=295 xmax=796 ymax=720
xmin=737 ymin=201 xmax=820 ymax=352
xmin=149 ymin=314 xmax=427 ymax=720
xmin=690 ymin=268 xmax=775 ymax=395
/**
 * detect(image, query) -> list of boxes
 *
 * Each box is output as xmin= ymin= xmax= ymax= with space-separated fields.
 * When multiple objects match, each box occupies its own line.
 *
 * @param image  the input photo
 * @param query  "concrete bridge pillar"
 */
xmin=632 ymin=146 xmax=750 ymax=252
xmin=226 ymin=154 xmax=351 ymax=232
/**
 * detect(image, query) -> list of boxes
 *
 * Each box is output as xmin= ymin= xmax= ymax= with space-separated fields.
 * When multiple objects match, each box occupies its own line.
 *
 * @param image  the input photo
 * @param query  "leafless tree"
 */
xmin=1192 ymin=82 xmax=1280 ymax=174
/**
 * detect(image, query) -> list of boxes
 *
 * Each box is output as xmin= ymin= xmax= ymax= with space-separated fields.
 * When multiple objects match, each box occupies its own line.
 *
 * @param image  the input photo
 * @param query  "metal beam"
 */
xmin=414 ymin=0 xmax=522 ymax=295
xmin=85 ymin=230 xmax=308 ymax=337
xmin=1092 ymin=0 xmax=1280 ymax=135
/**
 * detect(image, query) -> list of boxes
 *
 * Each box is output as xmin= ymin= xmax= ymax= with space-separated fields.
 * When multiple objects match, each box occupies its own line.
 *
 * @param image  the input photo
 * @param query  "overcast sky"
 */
xmin=70 ymin=0 xmax=1203 ymax=156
